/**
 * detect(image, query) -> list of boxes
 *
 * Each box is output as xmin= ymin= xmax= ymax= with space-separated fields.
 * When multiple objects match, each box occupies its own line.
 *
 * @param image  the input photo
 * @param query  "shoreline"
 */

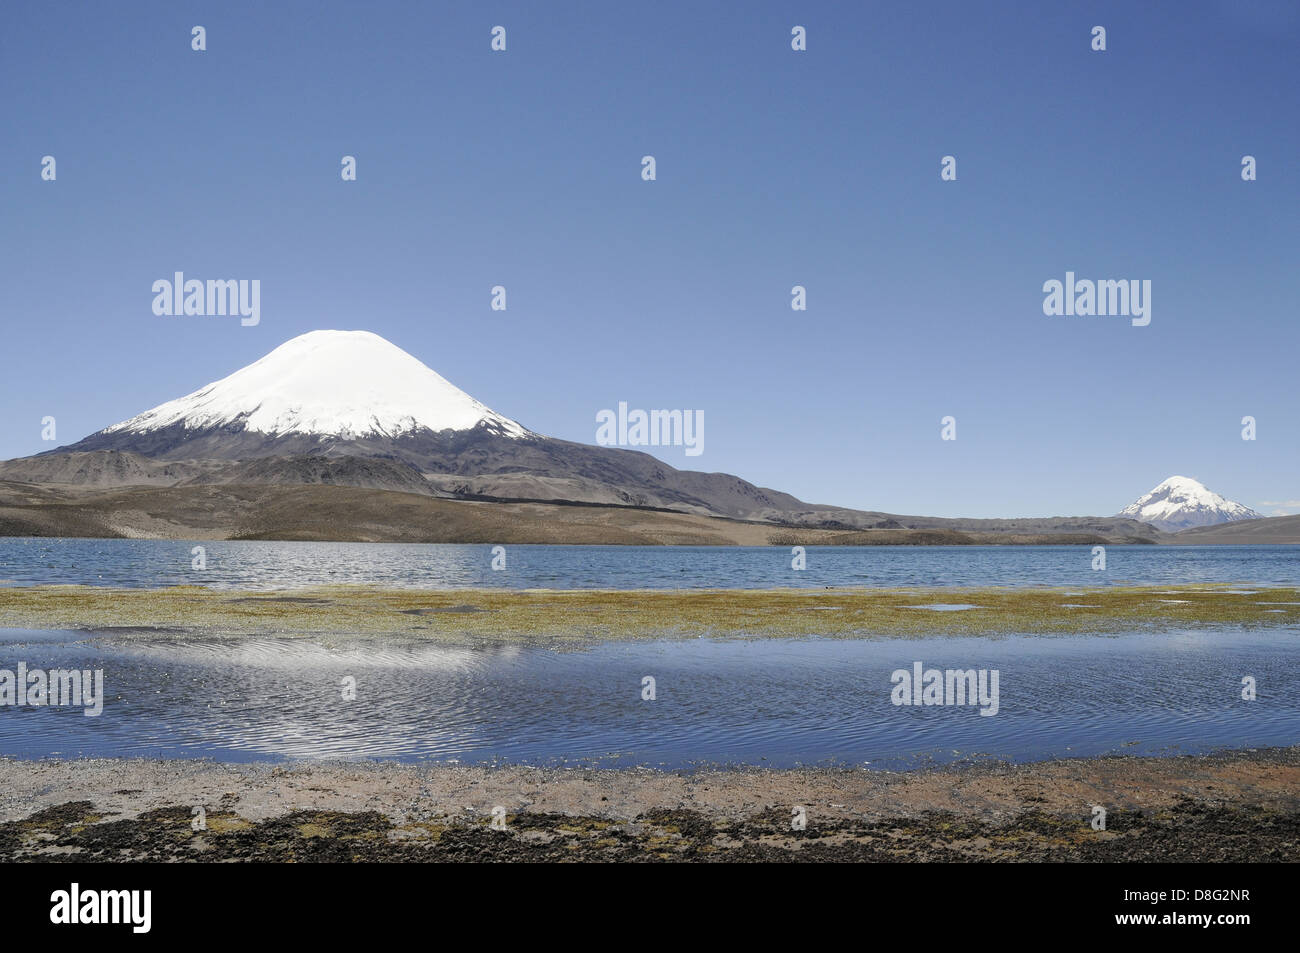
xmin=2 ymin=582 xmax=1298 ymax=644
xmin=2 ymin=748 xmax=1297 ymax=861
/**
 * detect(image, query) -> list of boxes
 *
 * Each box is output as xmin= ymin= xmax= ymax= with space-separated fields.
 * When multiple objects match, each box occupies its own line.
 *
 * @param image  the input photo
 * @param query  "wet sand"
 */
xmin=1 ymin=748 xmax=1297 ymax=861
xmin=3 ymin=583 xmax=1298 ymax=644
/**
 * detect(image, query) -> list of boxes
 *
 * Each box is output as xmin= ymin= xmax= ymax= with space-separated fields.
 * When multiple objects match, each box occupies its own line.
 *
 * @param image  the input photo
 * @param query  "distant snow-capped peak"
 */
xmin=1117 ymin=475 xmax=1261 ymax=532
xmin=102 ymin=330 xmax=529 ymax=439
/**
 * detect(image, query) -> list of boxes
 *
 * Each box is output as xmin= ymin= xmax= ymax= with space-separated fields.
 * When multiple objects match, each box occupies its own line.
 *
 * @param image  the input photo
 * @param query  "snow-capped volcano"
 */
xmin=40 ymin=328 xmax=815 ymax=521
xmin=102 ymin=330 xmax=528 ymax=440
xmin=27 ymin=330 xmax=1226 ymax=536
xmin=1116 ymin=476 xmax=1261 ymax=532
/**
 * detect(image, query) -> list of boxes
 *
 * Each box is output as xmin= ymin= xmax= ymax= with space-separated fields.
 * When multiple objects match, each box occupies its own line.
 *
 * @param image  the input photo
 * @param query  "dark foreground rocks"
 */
xmin=2 ymin=798 xmax=1297 ymax=862
xmin=2 ymin=749 xmax=1298 ymax=862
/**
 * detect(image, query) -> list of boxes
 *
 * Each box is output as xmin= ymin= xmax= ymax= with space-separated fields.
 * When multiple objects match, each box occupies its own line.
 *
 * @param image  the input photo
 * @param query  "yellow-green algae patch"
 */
xmin=1 ymin=583 xmax=1298 ymax=645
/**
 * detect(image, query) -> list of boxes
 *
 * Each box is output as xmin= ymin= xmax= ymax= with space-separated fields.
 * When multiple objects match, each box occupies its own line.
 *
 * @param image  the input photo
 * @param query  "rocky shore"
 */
xmin=3 ymin=748 xmax=1297 ymax=862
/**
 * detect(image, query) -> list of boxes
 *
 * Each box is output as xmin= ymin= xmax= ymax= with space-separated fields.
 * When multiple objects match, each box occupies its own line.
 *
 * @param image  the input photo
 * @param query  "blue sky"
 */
xmin=2 ymin=1 xmax=1297 ymax=518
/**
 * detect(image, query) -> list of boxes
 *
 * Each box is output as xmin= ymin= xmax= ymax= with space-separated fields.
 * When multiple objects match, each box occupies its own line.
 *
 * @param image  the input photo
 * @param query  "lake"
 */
xmin=0 ymin=626 xmax=1295 ymax=767
xmin=2 ymin=538 xmax=1296 ymax=768
xmin=2 ymin=539 xmax=1299 ymax=590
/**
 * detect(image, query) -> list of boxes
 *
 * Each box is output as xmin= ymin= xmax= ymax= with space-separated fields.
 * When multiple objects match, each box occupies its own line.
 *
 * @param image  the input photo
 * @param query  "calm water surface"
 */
xmin=2 ymin=539 xmax=1298 ymax=590
xmin=2 ymin=539 xmax=1296 ymax=767
xmin=1 ymin=626 xmax=1294 ymax=767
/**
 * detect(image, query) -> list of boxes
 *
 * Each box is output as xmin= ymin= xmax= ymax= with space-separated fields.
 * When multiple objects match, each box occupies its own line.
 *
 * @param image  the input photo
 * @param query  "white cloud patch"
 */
xmin=1261 ymin=500 xmax=1300 ymax=516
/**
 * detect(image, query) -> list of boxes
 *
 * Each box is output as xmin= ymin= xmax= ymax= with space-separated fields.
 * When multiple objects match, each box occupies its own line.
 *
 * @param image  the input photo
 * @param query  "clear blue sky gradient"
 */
xmin=3 ymin=1 xmax=1297 ymax=517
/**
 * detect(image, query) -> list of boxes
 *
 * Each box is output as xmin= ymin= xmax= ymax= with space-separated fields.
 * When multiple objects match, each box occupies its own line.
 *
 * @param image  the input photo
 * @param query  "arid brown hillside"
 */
xmin=0 ymin=480 xmax=1135 ymax=545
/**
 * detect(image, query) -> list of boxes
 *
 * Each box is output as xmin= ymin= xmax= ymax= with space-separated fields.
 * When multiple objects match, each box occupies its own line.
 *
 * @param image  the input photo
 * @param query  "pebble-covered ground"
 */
xmin=2 ymin=748 xmax=1296 ymax=862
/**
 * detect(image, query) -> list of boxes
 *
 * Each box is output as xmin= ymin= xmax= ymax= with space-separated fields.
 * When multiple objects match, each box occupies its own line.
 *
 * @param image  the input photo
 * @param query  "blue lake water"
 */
xmin=0 ymin=626 xmax=1295 ymax=767
xmin=1 ymin=539 xmax=1298 ymax=590
xmin=1 ymin=539 xmax=1296 ymax=767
